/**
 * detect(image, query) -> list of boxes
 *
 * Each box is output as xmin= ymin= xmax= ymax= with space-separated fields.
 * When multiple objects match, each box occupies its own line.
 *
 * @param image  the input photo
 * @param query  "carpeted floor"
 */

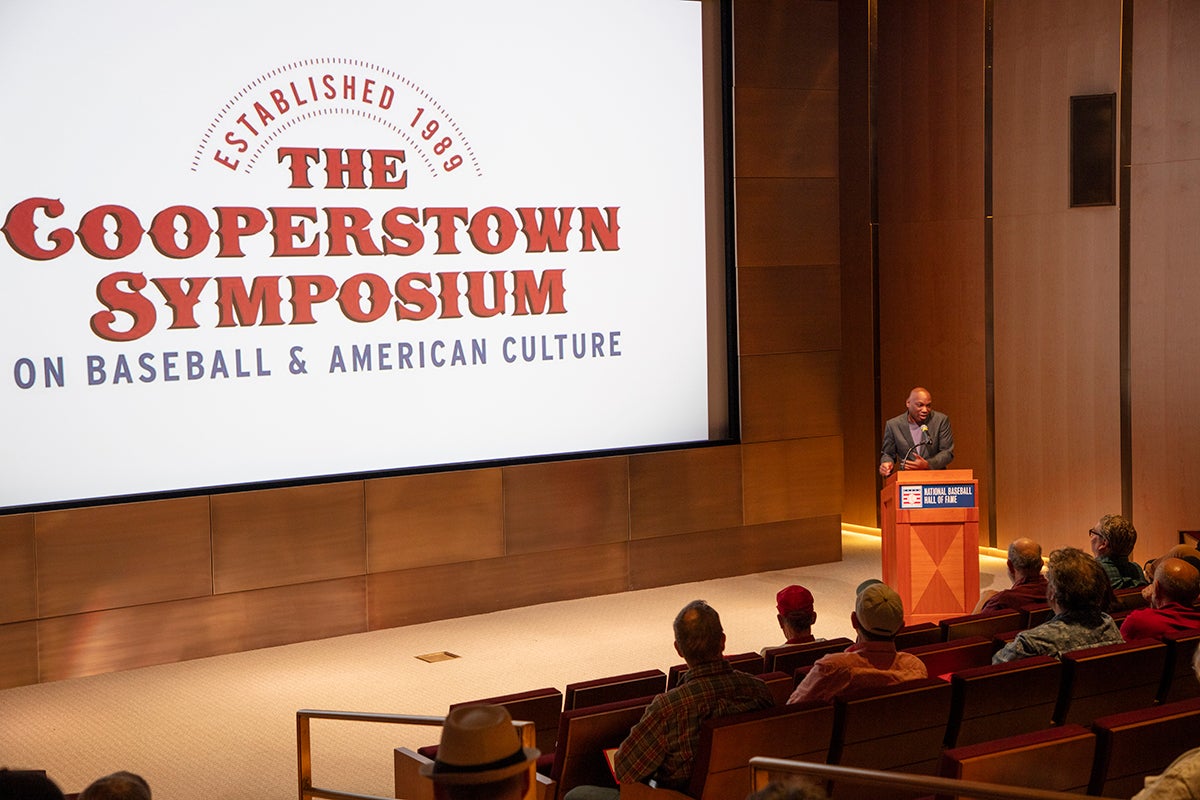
xmin=0 ymin=532 xmax=1008 ymax=800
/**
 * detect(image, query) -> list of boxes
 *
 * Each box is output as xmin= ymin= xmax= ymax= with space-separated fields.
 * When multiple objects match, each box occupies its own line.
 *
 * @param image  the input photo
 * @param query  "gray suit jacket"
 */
xmin=880 ymin=410 xmax=954 ymax=470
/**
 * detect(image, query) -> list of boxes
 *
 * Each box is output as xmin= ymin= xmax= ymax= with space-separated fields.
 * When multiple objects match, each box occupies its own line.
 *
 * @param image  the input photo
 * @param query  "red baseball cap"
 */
xmin=776 ymin=585 xmax=815 ymax=616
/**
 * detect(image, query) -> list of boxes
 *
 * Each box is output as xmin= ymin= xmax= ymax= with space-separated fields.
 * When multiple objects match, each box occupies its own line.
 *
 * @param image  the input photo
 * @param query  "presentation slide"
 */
xmin=0 ymin=0 xmax=730 ymax=512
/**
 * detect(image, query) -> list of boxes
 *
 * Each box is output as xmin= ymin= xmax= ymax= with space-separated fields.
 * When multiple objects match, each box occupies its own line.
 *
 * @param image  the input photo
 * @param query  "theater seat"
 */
xmin=763 ymin=637 xmax=853 ymax=674
xmin=828 ymin=678 xmax=954 ymax=800
xmin=943 ymin=655 xmax=1061 ymax=748
xmin=1020 ymin=603 xmax=1053 ymax=628
xmin=1053 ymin=639 xmax=1167 ymax=726
xmin=892 ymin=622 xmax=942 ymax=649
xmin=548 ymin=695 xmax=654 ymax=800
xmin=564 ymin=669 xmax=667 ymax=711
xmin=938 ymin=609 xmax=1023 ymax=642
xmin=1157 ymin=628 xmax=1200 ymax=703
xmin=1089 ymin=696 xmax=1200 ymax=797
xmin=902 ymin=636 xmax=994 ymax=677
xmin=938 ymin=724 xmax=1096 ymax=797
xmin=667 ymin=651 xmax=764 ymax=689
xmin=418 ymin=687 xmax=563 ymax=771
xmin=758 ymin=670 xmax=796 ymax=706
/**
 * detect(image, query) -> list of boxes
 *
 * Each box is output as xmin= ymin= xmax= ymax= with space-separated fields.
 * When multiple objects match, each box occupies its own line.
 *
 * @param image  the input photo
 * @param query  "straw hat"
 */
xmin=420 ymin=704 xmax=540 ymax=785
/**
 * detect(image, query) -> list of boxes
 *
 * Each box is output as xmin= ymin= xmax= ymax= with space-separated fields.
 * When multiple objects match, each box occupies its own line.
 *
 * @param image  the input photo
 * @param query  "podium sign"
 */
xmin=881 ymin=469 xmax=980 ymax=624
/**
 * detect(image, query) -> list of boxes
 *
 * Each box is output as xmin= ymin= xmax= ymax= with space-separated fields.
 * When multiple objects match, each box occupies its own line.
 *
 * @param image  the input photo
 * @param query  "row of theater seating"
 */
xmin=395 ymin=604 xmax=1197 ymax=800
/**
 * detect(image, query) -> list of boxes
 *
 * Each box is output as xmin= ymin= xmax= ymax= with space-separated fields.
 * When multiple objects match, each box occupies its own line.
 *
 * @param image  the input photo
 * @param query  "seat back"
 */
xmin=1111 ymin=586 xmax=1150 ymax=612
xmin=1089 ymin=696 xmax=1200 ymax=797
xmin=828 ymin=678 xmax=954 ymax=800
xmin=548 ymin=695 xmax=653 ymax=800
xmin=667 ymin=651 xmax=764 ymax=688
xmin=1021 ymin=603 xmax=1053 ymax=628
xmin=766 ymin=638 xmax=853 ymax=676
xmin=903 ymin=636 xmax=994 ymax=677
xmin=563 ymin=669 xmax=667 ymax=711
xmin=1158 ymin=628 xmax=1200 ymax=703
xmin=1053 ymin=638 xmax=1167 ymax=726
xmin=892 ymin=622 xmax=942 ymax=649
xmin=688 ymin=701 xmax=836 ymax=800
xmin=938 ymin=610 xmax=1023 ymax=642
xmin=758 ymin=670 xmax=796 ymax=706
xmin=937 ymin=724 xmax=1096 ymax=799
xmin=943 ymin=656 xmax=1061 ymax=748
xmin=423 ymin=688 xmax=562 ymax=760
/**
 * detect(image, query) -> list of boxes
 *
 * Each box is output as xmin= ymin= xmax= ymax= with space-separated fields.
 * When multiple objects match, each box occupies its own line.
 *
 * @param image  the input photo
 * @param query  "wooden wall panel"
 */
xmin=734 ymin=0 xmax=838 ymax=90
xmin=839 ymin=0 xmax=881 ymax=528
xmin=742 ymin=436 xmax=844 ymax=525
xmin=1133 ymin=0 xmax=1200 ymax=165
xmin=1130 ymin=160 xmax=1200 ymax=558
xmin=878 ymin=0 xmax=986 ymax=223
xmin=629 ymin=446 xmax=743 ymax=539
xmin=630 ymin=516 xmax=842 ymax=589
xmin=992 ymin=212 xmax=1122 ymax=554
xmin=1128 ymin=1 xmax=1200 ymax=560
xmin=0 ymin=513 xmax=36 ymax=623
xmin=0 ymin=621 xmax=39 ymax=689
xmin=38 ymin=577 xmax=366 ymax=682
xmin=36 ymin=497 xmax=212 ymax=617
xmin=365 ymin=469 xmax=504 ymax=572
xmin=502 ymin=457 xmax=629 ymax=553
xmin=735 ymin=87 xmax=838 ymax=178
xmin=876 ymin=0 xmax=988 ymax=543
xmin=737 ymin=265 xmax=840 ymax=356
xmin=877 ymin=220 xmax=988 ymax=477
xmin=211 ymin=482 xmax=366 ymax=594
xmin=741 ymin=351 xmax=841 ymax=444
xmin=991 ymin=0 xmax=1123 ymax=554
xmin=993 ymin=0 xmax=1122 ymax=214
xmin=367 ymin=543 xmax=628 ymax=630
xmin=734 ymin=179 xmax=840 ymax=267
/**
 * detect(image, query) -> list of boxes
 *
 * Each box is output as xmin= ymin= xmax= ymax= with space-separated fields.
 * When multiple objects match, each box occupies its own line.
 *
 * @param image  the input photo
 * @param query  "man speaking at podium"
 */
xmin=878 ymin=386 xmax=954 ymax=476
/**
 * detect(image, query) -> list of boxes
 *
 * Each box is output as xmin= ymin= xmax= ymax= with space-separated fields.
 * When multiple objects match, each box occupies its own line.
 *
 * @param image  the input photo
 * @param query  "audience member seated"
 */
xmin=772 ymin=585 xmax=821 ymax=646
xmin=0 ymin=769 xmax=65 ymax=800
xmin=1090 ymin=513 xmax=1149 ymax=589
xmin=787 ymin=580 xmax=926 ymax=704
xmin=974 ymin=537 xmax=1048 ymax=613
xmin=1132 ymin=646 xmax=1200 ymax=799
xmin=419 ymin=704 xmax=540 ymax=800
xmin=78 ymin=772 xmax=151 ymax=800
xmin=1144 ymin=545 xmax=1200 ymax=586
xmin=1121 ymin=558 xmax=1200 ymax=641
xmin=993 ymin=547 xmax=1123 ymax=663
xmin=563 ymin=600 xmax=774 ymax=800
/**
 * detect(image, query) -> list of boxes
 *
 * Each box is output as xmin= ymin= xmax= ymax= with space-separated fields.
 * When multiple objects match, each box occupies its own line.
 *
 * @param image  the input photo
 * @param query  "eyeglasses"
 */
xmin=1088 ymin=528 xmax=1107 ymax=541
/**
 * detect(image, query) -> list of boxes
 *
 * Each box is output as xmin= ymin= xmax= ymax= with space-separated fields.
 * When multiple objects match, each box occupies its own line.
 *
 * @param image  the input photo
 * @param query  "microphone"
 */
xmin=901 ymin=425 xmax=932 ymax=468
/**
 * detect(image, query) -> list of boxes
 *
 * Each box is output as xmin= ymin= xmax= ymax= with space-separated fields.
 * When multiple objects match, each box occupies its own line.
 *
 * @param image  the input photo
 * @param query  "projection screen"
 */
xmin=0 ymin=0 xmax=733 ymax=513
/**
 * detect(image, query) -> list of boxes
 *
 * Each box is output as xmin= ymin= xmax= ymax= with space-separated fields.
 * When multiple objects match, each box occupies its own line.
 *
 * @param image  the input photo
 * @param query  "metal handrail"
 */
xmin=296 ymin=709 xmax=445 ymax=800
xmin=747 ymin=757 xmax=1122 ymax=800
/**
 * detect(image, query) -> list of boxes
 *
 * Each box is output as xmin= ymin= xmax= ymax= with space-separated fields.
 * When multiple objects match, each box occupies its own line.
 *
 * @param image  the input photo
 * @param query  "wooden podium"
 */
xmin=880 ymin=469 xmax=980 ymax=624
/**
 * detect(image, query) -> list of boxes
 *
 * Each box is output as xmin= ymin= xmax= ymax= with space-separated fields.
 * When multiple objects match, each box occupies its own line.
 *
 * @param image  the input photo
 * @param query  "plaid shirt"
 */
xmin=614 ymin=659 xmax=774 ymax=790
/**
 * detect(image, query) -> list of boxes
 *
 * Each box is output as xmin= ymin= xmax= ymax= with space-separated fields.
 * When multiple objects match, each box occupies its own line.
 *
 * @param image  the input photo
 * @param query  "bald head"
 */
xmin=905 ymin=387 xmax=933 ymax=425
xmin=1153 ymin=558 xmax=1200 ymax=607
xmin=1007 ymin=538 xmax=1044 ymax=578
